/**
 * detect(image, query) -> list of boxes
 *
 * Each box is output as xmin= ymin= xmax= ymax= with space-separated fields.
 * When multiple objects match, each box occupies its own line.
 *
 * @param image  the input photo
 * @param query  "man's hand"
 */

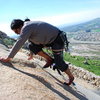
xmin=27 ymin=53 xmax=33 ymax=60
xmin=27 ymin=54 xmax=33 ymax=60
xmin=0 ymin=57 xmax=12 ymax=62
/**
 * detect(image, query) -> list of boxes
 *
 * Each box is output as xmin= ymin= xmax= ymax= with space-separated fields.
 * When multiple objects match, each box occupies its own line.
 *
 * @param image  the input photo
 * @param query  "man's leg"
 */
xmin=64 ymin=68 xmax=74 ymax=85
xmin=28 ymin=42 xmax=53 ymax=68
xmin=37 ymin=51 xmax=54 ymax=68
xmin=53 ymin=50 xmax=74 ymax=85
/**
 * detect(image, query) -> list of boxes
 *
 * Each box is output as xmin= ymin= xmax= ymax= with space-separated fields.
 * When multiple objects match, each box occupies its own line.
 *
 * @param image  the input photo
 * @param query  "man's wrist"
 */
xmin=7 ymin=57 xmax=12 ymax=62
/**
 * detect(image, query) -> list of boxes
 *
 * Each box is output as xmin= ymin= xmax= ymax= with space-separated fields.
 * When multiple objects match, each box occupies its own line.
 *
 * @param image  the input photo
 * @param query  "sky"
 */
xmin=0 ymin=0 xmax=100 ymax=37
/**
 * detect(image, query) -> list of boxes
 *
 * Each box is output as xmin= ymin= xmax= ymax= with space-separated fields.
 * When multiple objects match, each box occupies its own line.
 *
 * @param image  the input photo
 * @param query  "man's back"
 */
xmin=23 ymin=21 xmax=59 ymax=44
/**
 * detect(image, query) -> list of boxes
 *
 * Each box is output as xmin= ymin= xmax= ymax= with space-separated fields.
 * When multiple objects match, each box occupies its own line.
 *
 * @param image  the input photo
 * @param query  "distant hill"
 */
xmin=0 ymin=31 xmax=16 ymax=47
xmin=0 ymin=31 xmax=28 ymax=48
xmin=61 ymin=18 xmax=100 ymax=41
xmin=62 ymin=18 xmax=100 ymax=32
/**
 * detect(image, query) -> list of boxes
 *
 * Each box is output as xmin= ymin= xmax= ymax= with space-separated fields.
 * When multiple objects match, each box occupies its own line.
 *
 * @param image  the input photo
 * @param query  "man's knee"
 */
xmin=53 ymin=51 xmax=68 ymax=71
xmin=53 ymin=51 xmax=62 ymax=64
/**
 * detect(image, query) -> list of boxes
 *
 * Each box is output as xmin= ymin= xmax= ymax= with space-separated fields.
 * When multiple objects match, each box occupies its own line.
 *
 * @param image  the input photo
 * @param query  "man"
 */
xmin=0 ymin=19 xmax=74 ymax=85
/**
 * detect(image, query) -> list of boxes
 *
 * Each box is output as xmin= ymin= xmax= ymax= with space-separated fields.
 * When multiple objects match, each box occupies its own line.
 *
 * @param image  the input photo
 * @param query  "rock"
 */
xmin=0 ymin=31 xmax=8 ymax=38
xmin=69 ymin=64 xmax=100 ymax=87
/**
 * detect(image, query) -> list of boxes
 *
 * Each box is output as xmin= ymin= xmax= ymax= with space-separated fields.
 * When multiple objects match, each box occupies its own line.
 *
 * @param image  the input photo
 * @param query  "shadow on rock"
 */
xmin=43 ymin=70 xmax=88 ymax=100
xmin=0 ymin=61 xmax=70 ymax=100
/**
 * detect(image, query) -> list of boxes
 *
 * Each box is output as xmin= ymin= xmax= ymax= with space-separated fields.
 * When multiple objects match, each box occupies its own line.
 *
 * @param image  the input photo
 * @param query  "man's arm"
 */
xmin=0 ymin=28 xmax=31 ymax=62
xmin=0 ymin=57 xmax=12 ymax=62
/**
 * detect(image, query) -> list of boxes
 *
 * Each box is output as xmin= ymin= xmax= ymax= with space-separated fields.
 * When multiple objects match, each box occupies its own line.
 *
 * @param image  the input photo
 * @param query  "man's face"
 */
xmin=13 ymin=28 xmax=21 ymax=34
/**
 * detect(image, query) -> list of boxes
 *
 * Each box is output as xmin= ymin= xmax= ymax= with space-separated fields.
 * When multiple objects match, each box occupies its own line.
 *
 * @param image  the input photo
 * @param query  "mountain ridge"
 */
xmin=62 ymin=18 xmax=100 ymax=32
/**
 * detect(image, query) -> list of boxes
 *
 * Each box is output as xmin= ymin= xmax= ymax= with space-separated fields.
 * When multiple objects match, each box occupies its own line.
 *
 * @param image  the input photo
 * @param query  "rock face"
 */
xmin=0 ymin=31 xmax=8 ymax=38
xmin=0 ymin=31 xmax=8 ymax=47
xmin=0 ymin=31 xmax=16 ymax=47
xmin=0 ymin=43 xmax=100 ymax=100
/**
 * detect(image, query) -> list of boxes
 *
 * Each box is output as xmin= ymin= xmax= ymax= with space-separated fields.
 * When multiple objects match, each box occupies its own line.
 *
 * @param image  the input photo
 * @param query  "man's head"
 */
xmin=24 ymin=18 xmax=30 ymax=22
xmin=10 ymin=19 xmax=24 ymax=34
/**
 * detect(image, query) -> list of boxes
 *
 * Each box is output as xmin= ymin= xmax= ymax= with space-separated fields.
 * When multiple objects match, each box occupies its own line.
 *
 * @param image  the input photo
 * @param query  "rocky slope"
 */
xmin=0 ymin=31 xmax=16 ymax=47
xmin=0 ymin=43 xmax=100 ymax=100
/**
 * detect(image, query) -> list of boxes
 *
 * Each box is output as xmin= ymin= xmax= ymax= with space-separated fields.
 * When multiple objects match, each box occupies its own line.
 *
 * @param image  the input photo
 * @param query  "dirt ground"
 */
xmin=0 ymin=44 xmax=100 ymax=100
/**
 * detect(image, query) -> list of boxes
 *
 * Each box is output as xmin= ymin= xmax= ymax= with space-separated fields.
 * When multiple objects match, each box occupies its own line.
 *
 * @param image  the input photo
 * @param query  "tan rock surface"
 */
xmin=0 ymin=44 xmax=100 ymax=100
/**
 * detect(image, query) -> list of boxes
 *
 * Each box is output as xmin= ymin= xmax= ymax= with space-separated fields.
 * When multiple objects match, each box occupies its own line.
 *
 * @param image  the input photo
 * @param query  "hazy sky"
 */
xmin=0 ymin=0 xmax=100 ymax=36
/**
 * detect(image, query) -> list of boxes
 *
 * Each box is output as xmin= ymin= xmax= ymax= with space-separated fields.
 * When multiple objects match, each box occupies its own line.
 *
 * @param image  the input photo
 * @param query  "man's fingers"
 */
xmin=0 ymin=57 xmax=11 ymax=62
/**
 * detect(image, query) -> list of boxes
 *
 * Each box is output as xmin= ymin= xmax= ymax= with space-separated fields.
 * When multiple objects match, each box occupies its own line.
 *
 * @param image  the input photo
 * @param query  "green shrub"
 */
xmin=43 ymin=48 xmax=100 ymax=75
xmin=3 ymin=38 xmax=15 ymax=46
xmin=64 ymin=52 xmax=100 ymax=75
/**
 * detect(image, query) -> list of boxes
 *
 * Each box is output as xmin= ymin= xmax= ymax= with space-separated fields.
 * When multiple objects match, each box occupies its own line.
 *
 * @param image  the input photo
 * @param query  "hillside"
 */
xmin=0 ymin=31 xmax=16 ymax=47
xmin=62 ymin=18 xmax=100 ymax=32
xmin=0 ymin=43 xmax=100 ymax=100
xmin=0 ymin=31 xmax=100 ymax=99
xmin=61 ymin=18 xmax=100 ymax=42
xmin=0 ymin=32 xmax=100 ymax=99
